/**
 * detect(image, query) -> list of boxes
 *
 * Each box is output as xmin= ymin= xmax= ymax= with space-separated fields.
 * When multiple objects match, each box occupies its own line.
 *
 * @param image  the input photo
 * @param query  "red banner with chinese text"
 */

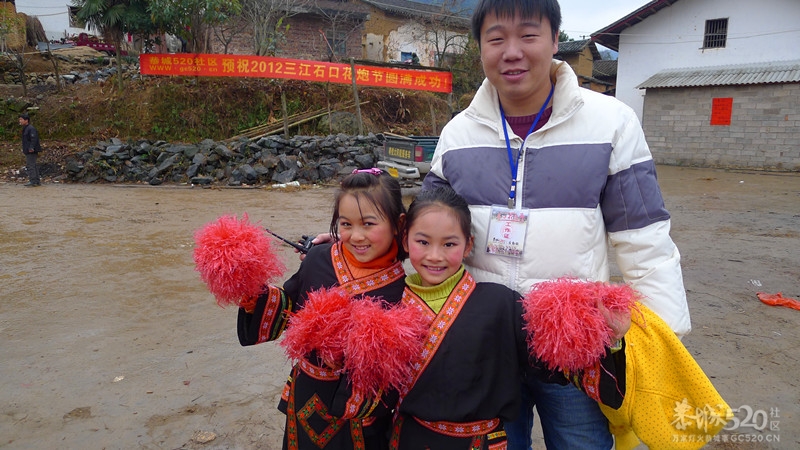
xmin=139 ymin=54 xmax=452 ymax=93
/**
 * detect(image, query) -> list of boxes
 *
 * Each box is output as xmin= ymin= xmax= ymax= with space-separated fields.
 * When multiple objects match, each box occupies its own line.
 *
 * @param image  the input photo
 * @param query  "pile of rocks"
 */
xmin=64 ymin=133 xmax=386 ymax=186
xmin=0 ymin=46 xmax=139 ymax=86
xmin=12 ymin=66 xmax=138 ymax=86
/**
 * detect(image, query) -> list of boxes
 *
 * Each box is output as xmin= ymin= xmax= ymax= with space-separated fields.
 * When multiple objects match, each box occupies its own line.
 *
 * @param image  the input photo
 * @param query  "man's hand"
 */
xmin=297 ymin=233 xmax=335 ymax=260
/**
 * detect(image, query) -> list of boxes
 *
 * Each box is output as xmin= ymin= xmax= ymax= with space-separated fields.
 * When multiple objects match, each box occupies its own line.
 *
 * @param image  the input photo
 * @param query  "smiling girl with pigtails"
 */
xmin=194 ymin=168 xmax=426 ymax=450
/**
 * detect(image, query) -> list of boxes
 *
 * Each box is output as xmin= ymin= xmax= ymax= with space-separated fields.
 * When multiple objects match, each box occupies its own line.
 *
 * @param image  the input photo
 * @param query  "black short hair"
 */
xmin=19 ymin=113 xmax=30 ymax=121
xmin=406 ymin=186 xmax=472 ymax=241
xmin=471 ymin=0 xmax=562 ymax=44
xmin=330 ymin=169 xmax=408 ymax=261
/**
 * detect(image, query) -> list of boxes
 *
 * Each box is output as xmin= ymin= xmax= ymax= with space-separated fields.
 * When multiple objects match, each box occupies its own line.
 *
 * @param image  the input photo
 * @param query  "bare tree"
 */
xmin=314 ymin=0 xmax=368 ymax=62
xmin=211 ymin=20 xmax=237 ymax=54
xmin=419 ymin=0 xmax=471 ymax=68
xmin=240 ymin=0 xmax=310 ymax=56
xmin=8 ymin=47 xmax=30 ymax=97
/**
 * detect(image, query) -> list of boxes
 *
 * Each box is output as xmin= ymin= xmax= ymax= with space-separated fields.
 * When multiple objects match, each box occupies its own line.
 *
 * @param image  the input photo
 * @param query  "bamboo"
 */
xmin=226 ymin=101 xmax=369 ymax=142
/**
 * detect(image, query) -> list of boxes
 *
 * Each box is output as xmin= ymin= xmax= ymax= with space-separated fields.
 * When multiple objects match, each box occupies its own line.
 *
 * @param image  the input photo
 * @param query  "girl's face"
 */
xmin=404 ymin=205 xmax=473 ymax=287
xmin=337 ymin=193 xmax=396 ymax=264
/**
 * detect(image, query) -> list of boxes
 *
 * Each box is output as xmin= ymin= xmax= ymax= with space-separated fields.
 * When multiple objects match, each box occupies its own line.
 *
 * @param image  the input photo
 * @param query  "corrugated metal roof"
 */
xmin=637 ymin=60 xmax=800 ymax=89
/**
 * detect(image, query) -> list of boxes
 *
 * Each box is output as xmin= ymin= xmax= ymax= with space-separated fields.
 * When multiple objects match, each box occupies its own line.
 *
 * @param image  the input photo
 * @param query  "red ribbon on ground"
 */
xmin=757 ymin=292 xmax=800 ymax=311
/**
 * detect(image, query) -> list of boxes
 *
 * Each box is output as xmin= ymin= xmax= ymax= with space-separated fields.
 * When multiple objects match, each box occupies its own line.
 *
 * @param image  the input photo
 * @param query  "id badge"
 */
xmin=485 ymin=206 xmax=529 ymax=258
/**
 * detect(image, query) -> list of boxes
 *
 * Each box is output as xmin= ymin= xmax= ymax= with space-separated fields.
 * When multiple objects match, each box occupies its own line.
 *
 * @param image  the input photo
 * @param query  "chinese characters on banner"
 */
xmin=139 ymin=54 xmax=453 ymax=94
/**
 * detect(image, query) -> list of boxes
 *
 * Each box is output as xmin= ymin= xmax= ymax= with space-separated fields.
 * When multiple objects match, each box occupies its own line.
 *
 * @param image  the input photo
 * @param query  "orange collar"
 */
xmin=342 ymin=240 xmax=399 ymax=277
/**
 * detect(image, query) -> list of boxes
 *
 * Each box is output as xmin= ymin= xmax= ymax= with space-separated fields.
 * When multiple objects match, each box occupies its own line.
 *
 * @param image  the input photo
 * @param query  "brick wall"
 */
xmin=642 ymin=83 xmax=800 ymax=171
xmin=209 ymin=16 xmax=363 ymax=61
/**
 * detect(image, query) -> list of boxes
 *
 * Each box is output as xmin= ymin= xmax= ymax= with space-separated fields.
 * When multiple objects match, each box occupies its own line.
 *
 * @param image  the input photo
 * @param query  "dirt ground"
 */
xmin=1 ymin=165 xmax=798 ymax=450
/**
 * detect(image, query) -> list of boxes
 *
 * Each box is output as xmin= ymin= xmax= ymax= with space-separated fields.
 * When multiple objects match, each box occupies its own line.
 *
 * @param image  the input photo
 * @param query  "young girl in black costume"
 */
xmin=235 ymin=169 xmax=409 ymax=450
xmin=391 ymin=186 xmax=630 ymax=449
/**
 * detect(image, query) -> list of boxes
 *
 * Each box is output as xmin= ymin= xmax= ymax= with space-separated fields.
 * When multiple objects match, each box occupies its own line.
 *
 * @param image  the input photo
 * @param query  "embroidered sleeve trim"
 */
xmin=257 ymin=285 xmax=292 ymax=343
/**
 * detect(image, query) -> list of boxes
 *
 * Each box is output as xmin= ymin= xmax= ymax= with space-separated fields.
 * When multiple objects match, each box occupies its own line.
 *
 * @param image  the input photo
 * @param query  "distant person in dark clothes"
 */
xmin=19 ymin=113 xmax=41 ymax=187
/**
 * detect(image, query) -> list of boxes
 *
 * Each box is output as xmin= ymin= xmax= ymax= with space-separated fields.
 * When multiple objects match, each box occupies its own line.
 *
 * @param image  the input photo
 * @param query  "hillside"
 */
xmin=0 ymin=50 xmax=472 ymax=181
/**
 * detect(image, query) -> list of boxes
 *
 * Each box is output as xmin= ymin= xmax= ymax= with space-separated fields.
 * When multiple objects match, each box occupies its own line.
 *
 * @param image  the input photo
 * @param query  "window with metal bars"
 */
xmin=703 ymin=18 xmax=728 ymax=49
xmin=326 ymin=31 xmax=347 ymax=57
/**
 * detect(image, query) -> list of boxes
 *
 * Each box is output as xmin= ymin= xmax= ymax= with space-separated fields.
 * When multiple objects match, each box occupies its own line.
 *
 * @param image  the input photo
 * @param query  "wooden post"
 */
xmin=350 ymin=58 xmax=364 ymax=135
xmin=429 ymin=99 xmax=437 ymax=135
xmin=281 ymin=88 xmax=289 ymax=139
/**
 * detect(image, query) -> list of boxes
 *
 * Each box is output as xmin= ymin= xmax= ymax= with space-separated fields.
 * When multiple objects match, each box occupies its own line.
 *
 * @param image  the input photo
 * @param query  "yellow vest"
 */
xmin=600 ymin=304 xmax=733 ymax=450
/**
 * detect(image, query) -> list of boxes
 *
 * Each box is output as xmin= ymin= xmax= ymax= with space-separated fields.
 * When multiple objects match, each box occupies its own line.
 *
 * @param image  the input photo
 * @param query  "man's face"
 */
xmin=19 ymin=117 xmax=28 ymax=126
xmin=479 ymin=11 xmax=558 ymax=116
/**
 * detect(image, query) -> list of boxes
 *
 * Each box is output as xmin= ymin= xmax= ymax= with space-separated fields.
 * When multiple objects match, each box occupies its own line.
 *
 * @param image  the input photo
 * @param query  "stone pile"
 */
xmin=0 ymin=47 xmax=139 ymax=86
xmin=12 ymin=66 xmax=138 ymax=86
xmin=64 ymin=133 xmax=386 ymax=186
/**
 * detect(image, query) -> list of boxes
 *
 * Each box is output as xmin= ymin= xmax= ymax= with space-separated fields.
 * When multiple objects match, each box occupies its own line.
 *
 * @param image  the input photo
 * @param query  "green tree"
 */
xmin=448 ymin=36 xmax=482 ymax=110
xmin=559 ymin=30 xmax=572 ymax=42
xmin=148 ymin=0 xmax=240 ymax=54
xmin=73 ymin=0 xmax=152 ymax=90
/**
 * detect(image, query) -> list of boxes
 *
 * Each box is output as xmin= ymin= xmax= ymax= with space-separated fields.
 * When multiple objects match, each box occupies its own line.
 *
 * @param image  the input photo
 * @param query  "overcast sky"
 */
xmin=559 ymin=0 xmax=651 ymax=39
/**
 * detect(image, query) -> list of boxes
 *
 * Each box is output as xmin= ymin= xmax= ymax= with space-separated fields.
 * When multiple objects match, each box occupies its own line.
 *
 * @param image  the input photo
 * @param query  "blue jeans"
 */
xmin=505 ymin=379 xmax=613 ymax=449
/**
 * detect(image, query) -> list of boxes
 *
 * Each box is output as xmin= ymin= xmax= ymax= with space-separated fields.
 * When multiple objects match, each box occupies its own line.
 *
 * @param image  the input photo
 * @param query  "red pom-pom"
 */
xmin=343 ymin=298 xmax=428 ymax=398
xmin=522 ymin=278 xmax=639 ymax=372
xmin=281 ymin=287 xmax=353 ymax=369
xmin=193 ymin=213 xmax=285 ymax=307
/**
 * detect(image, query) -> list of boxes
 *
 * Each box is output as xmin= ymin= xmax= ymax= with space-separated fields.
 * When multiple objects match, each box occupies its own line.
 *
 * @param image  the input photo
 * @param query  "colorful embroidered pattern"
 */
xmin=400 ymin=272 xmax=476 ymax=397
xmin=349 ymin=420 xmax=366 ymax=450
xmin=488 ymin=441 xmax=508 ymax=450
xmin=342 ymin=390 xmax=382 ymax=419
xmin=581 ymin=365 xmax=602 ymax=403
xmin=389 ymin=415 xmax=404 ymax=449
xmin=331 ymin=243 xmax=405 ymax=295
xmin=414 ymin=416 xmax=500 ymax=437
xmin=296 ymin=394 xmax=345 ymax=447
xmin=286 ymin=366 xmax=301 ymax=450
xmin=297 ymin=358 xmax=340 ymax=381
xmin=257 ymin=285 xmax=291 ymax=343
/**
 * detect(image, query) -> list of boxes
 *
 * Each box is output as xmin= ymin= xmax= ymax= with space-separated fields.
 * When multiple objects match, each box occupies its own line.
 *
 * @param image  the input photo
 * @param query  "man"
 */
xmin=19 ymin=113 xmax=42 ymax=187
xmin=422 ymin=0 xmax=691 ymax=448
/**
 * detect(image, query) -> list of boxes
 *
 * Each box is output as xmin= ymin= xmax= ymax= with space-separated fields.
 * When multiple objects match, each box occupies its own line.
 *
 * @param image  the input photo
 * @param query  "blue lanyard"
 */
xmin=500 ymin=84 xmax=554 ymax=209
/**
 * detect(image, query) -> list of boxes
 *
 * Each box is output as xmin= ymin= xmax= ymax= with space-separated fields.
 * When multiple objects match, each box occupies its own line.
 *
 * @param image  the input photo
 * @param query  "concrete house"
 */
xmin=592 ymin=0 xmax=800 ymax=171
xmin=360 ymin=0 xmax=469 ymax=67
xmin=211 ymin=0 xmax=468 ymax=67
xmin=554 ymin=39 xmax=614 ymax=95
xmin=208 ymin=0 xmax=369 ymax=60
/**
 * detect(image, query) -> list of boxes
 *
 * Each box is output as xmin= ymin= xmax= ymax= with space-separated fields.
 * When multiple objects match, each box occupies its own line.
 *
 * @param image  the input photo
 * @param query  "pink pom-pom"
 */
xmin=193 ymin=213 xmax=285 ymax=307
xmin=522 ymin=278 xmax=639 ymax=372
xmin=281 ymin=287 xmax=353 ymax=369
xmin=343 ymin=298 xmax=428 ymax=398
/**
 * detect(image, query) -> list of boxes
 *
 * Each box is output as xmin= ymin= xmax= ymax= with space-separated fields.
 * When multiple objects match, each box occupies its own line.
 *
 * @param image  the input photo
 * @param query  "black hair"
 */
xmin=471 ymin=0 xmax=562 ymax=44
xmin=330 ymin=169 xmax=408 ymax=260
xmin=19 ymin=113 xmax=30 ymax=121
xmin=405 ymin=186 xmax=472 ymax=241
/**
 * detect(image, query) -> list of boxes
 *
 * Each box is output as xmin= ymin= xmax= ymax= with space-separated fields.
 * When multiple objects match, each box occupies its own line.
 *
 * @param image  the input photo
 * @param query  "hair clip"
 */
xmin=352 ymin=168 xmax=383 ymax=176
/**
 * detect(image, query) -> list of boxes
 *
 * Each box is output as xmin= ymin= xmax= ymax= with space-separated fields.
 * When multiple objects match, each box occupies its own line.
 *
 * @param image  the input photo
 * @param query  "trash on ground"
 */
xmin=757 ymin=292 xmax=800 ymax=311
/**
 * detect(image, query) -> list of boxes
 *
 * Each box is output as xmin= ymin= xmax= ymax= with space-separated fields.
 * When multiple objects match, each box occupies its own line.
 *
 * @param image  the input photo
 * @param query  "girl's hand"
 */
xmin=597 ymin=300 xmax=631 ymax=341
